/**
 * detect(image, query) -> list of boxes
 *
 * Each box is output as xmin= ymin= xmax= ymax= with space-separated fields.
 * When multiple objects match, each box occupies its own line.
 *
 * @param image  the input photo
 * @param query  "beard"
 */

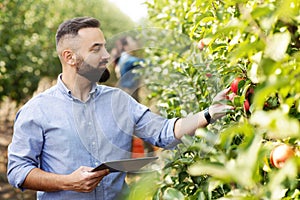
xmin=76 ymin=58 xmax=110 ymax=83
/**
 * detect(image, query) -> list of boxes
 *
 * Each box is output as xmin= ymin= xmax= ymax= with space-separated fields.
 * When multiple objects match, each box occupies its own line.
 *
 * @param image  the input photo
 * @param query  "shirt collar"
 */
xmin=56 ymin=74 xmax=100 ymax=100
xmin=57 ymin=74 xmax=72 ymax=98
xmin=90 ymin=83 xmax=98 ymax=95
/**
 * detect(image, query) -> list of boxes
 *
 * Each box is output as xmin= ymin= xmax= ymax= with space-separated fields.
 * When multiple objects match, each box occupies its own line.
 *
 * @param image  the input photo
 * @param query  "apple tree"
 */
xmin=127 ymin=0 xmax=300 ymax=199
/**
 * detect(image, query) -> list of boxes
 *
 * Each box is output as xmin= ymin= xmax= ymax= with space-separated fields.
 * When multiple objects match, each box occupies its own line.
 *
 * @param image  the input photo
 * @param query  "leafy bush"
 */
xmin=128 ymin=0 xmax=300 ymax=199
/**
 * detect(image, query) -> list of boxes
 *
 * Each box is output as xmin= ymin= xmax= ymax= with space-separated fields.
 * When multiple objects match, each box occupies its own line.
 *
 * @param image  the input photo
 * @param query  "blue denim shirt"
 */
xmin=7 ymin=74 xmax=179 ymax=200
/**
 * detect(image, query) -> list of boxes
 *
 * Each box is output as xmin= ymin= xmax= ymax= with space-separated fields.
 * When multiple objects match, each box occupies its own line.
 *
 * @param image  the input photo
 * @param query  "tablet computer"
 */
xmin=91 ymin=156 xmax=158 ymax=173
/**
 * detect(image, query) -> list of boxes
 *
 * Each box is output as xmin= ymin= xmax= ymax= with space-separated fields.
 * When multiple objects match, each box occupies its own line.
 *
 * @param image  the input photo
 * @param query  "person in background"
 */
xmin=7 ymin=17 xmax=233 ymax=200
xmin=114 ymin=36 xmax=144 ymax=101
xmin=112 ymin=36 xmax=153 ymax=158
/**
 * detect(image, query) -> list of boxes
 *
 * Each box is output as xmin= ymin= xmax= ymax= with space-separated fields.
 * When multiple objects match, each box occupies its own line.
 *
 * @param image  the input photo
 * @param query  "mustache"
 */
xmin=99 ymin=60 xmax=109 ymax=66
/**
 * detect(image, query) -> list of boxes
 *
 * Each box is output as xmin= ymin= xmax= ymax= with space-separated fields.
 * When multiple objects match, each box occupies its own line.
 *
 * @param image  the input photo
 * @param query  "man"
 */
xmin=7 ymin=17 xmax=233 ymax=200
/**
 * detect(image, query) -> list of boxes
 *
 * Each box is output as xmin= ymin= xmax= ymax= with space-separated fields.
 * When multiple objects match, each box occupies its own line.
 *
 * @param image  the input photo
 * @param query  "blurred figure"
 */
xmin=112 ymin=36 xmax=155 ymax=158
xmin=114 ymin=36 xmax=144 ymax=101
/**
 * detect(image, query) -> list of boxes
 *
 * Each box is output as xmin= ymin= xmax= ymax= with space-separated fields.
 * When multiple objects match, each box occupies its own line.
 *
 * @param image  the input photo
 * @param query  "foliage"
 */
xmin=128 ymin=0 xmax=300 ymax=199
xmin=0 ymin=0 xmax=134 ymax=103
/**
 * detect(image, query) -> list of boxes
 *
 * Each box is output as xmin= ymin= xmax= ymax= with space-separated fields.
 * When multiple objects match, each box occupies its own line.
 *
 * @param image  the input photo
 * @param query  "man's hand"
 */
xmin=174 ymin=88 xmax=234 ymax=139
xmin=22 ymin=166 xmax=109 ymax=193
xmin=64 ymin=166 xmax=109 ymax=193
xmin=209 ymin=88 xmax=234 ymax=120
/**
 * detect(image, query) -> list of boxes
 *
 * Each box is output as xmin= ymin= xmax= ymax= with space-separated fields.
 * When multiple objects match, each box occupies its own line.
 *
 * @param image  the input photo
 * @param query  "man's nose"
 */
xmin=102 ymin=48 xmax=110 ymax=60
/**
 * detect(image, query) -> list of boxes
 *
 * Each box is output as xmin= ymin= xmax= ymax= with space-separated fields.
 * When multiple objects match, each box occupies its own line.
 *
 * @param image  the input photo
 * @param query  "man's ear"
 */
xmin=62 ymin=49 xmax=76 ymax=65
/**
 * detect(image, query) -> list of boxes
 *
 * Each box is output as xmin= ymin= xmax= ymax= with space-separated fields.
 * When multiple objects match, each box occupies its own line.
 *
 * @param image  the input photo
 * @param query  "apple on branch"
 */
xmin=230 ymin=77 xmax=244 ymax=94
xmin=270 ymin=143 xmax=295 ymax=169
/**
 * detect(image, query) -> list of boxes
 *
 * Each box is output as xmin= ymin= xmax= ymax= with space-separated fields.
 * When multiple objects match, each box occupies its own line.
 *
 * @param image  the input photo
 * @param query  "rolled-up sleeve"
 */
xmin=132 ymin=104 xmax=181 ymax=149
xmin=7 ymin=107 xmax=44 ymax=190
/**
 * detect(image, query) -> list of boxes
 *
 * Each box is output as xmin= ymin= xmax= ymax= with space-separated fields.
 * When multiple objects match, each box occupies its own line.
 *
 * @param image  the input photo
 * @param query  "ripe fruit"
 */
xmin=243 ymin=99 xmax=250 ymax=112
xmin=230 ymin=77 xmax=244 ymax=94
xmin=270 ymin=144 xmax=295 ymax=168
xmin=206 ymin=73 xmax=212 ymax=78
xmin=197 ymin=39 xmax=205 ymax=50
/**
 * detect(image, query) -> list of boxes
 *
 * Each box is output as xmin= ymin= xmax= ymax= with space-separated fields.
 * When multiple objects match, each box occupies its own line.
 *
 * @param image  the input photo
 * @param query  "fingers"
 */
xmin=89 ymin=169 xmax=109 ymax=181
xmin=214 ymin=104 xmax=234 ymax=111
xmin=221 ymin=105 xmax=235 ymax=113
xmin=225 ymin=87 xmax=231 ymax=93
xmin=213 ymin=88 xmax=231 ymax=102
xmin=80 ymin=166 xmax=94 ymax=172
xmin=208 ymin=88 xmax=235 ymax=121
xmin=85 ymin=170 xmax=109 ymax=192
xmin=90 ymin=169 xmax=110 ymax=177
xmin=87 ymin=169 xmax=109 ymax=184
xmin=210 ymin=104 xmax=234 ymax=120
xmin=81 ymin=166 xmax=109 ymax=178
xmin=220 ymin=87 xmax=231 ymax=95
xmin=69 ymin=167 xmax=109 ymax=193
xmin=83 ymin=176 xmax=104 ymax=192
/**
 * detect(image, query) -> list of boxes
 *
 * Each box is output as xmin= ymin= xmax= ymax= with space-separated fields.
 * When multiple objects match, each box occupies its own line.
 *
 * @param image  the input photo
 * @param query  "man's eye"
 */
xmin=91 ymin=44 xmax=105 ymax=52
xmin=93 ymin=48 xmax=101 ymax=52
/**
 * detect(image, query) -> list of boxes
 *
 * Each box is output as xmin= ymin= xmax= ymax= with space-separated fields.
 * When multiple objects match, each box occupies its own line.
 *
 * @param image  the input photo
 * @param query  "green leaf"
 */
xmin=181 ymin=134 xmax=194 ymax=146
xmin=260 ymin=58 xmax=280 ymax=76
xmin=250 ymin=110 xmax=300 ymax=139
xmin=188 ymin=161 xmax=232 ymax=182
xmin=162 ymin=188 xmax=185 ymax=200
xmin=229 ymin=41 xmax=265 ymax=65
xmin=264 ymin=31 xmax=291 ymax=61
xmin=251 ymin=6 xmax=273 ymax=19
xmin=267 ymin=160 xmax=298 ymax=199
xmin=253 ymin=80 xmax=289 ymax=109
xmin=227 ymin=134 xmax=262 ymax=188
xmin=178 ymin=171 xmax=189 ymax=183
xmin=275 ymin=0 xmax=299 ymax=22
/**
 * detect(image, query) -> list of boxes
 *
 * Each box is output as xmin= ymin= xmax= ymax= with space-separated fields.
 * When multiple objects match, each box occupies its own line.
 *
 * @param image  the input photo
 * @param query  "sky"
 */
xmin=109 ymin=0 xmax=148 ymax=22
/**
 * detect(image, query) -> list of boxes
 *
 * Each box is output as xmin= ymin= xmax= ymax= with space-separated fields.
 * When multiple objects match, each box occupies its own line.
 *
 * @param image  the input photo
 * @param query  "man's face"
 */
xmin=75 ymin=28 xmax=110 ymax=82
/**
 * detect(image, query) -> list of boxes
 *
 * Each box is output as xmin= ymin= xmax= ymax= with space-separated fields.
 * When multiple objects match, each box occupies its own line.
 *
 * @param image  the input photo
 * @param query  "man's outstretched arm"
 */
xmin=174 ymin=88 xmax=233 ymax=139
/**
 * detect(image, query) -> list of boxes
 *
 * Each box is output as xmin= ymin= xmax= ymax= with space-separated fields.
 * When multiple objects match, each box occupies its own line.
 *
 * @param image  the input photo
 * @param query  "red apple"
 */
xmin=270 ymin=144 xmax=295 ymax=168
xmin=206 ymin=73 xmax=212 ymax=78
xmin=243 ymin=99 xmax=250 ymax=112
xmin=230 ymin=77 xmax=244 ymax=94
